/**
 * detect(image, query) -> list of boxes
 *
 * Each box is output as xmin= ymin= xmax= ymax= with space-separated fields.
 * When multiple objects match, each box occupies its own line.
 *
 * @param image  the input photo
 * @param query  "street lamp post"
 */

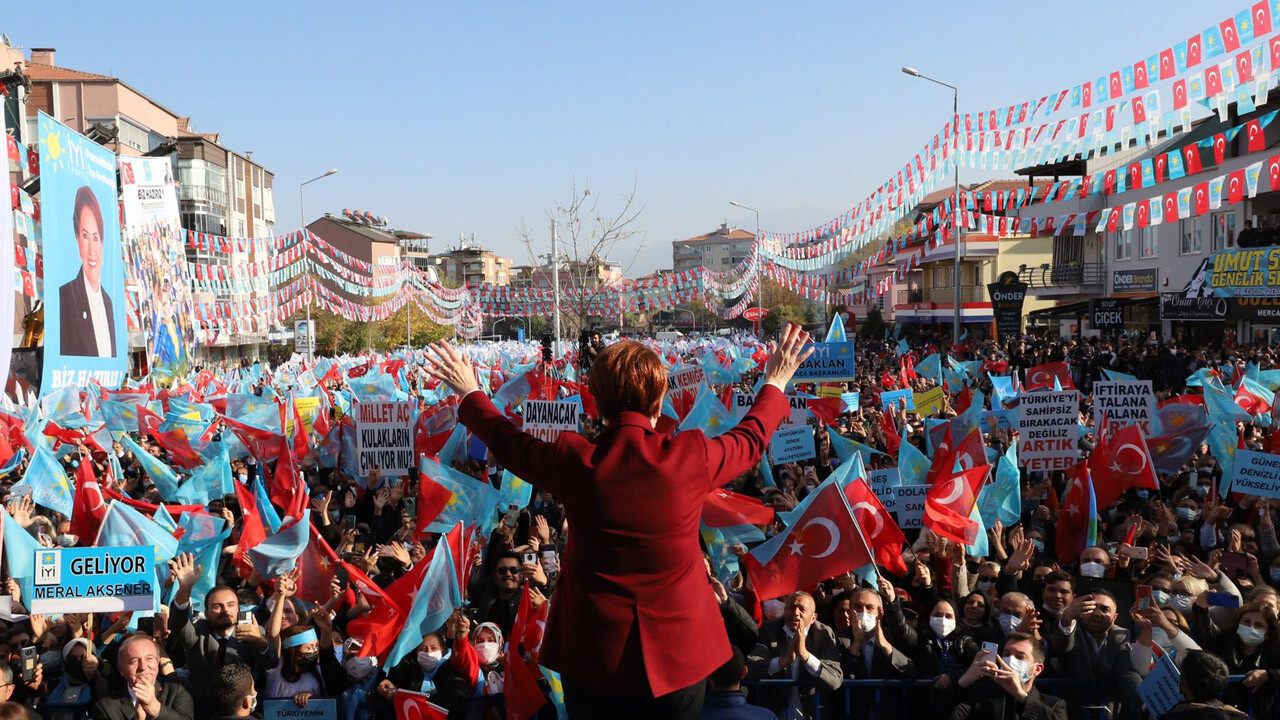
xmin=674 ymin=240 xmax=707 ymax=333
xmin=299 ymin=168 xmax=338 ymax=361
xmin=730 ymin=201 xmax=761 ymax=336
xmin=902 ymin=66 xmax=962 ymax=342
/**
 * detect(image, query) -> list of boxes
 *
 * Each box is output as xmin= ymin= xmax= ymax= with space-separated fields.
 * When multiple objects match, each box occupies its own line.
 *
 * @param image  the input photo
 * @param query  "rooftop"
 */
xmin=675 ymin=221 xmax=756 ymax=246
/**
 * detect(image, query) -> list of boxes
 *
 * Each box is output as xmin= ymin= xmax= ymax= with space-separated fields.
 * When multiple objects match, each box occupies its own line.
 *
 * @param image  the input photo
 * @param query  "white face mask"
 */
xmin=929 ymin=616 xmax=956 ymax=638
xmin=1237 ymin=625 xmax=1267 ymax=646
xmin=999 ymin=613 xmax=1022 ymax=636
xmin=855 ymin=611 xmax=877 ymax=634
xmin=1003 ymin=655 xmax=1033 ymax=685
xmin=1079 ymin=561 xmax=1106 ymax=578
xmin=476 ymin=642 xmax=501 ymax=665
xmin=417 ymin=650 xmax=443 ymax=672
xmin=343 ymin=656 xmax=375 ymax=681
xmin=1169 ymin=594 xmax=1195 ymax=613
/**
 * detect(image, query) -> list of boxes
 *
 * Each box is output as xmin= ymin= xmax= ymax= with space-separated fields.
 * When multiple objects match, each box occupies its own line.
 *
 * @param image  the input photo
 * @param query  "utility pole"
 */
xmin=552 ymin=219 xmax=561 ymax=358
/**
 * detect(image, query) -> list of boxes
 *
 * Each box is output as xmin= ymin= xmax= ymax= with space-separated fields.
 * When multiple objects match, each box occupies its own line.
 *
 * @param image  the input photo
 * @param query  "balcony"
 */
xmin=896 ymin=286 xmax=987 ymax=306
xmin=1019 ymin=262 xmax=1104 ymax=296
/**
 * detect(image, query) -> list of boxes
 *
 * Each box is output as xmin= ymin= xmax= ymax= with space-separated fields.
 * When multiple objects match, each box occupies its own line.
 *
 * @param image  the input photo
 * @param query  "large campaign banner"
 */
xmin=1195 ymin=247 xmax=1280 ymax=297
xmin=32 ymin=546 xmax=154 ymax=613
xmin=792 ymin=341 xmax=856 ymax=381
xmin=119 ymin=156 xmax=195 ymax=369
xmin=38 ymin=112 xmax=127 ymax=393
xmin=0 ymin=113 xmax=14 ymax=386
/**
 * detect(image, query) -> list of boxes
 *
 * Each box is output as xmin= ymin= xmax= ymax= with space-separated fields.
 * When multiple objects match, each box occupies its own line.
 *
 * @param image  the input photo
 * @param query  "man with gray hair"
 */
xmin=746 ymin=592 xmax=842 ymax=720
xmin=89 ymin=635 xmax=193 ymax=720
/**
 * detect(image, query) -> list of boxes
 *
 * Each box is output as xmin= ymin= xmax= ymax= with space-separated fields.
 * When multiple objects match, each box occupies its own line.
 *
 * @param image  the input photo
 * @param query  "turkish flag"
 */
xmin=1137 ymin=201 xmax=1150 ymax=228
xmin=1222 ymin=18 xmax=1241 ymax=52
xmin=1164 ymin=192 xmax=1179 ymax=222
xmin=414 ymin=398 xmax=457 ymax=459
xmin=415 ymin=474 xmax=455 ymax=539
xmin=1082 ymin=82 xmax=1092 ymax=108
xmin=1104 ymin=169 xmax=1117 ymax=195
xmin=1206 ymin=65 xmax=1224 ymax=97
xmin=1106 ymin=104 xmax=1118 ymax=132
xmin=1106 ymin=208 xmax=1121 ymax=232
xmin=881 ymin=409 xmax=902 ymax=457
xmin=1088 ymin=422 xmax=1157 ymax=509
xmin=1173 ymin=79 xmax=1188 ymax=110
xmin=1188 ymin=34 xmax=1203 ymax=67
xmin=136 ymin=405 xmax=203 ymax=470
xmin=982 ymin=361 xmax=1009 ymax=373
xmin=505 ymin=587 xmax=551 ymax=720
xmin=1025 ymin=362 xmax=1073 ymax=390
xmin=1269 ymin=155 xmax=1280 ymax=190
xmin=350 ymin=550 xmax=437 ymax=660
xmin=1229 ymin=170 xmax=1246 ymax=205
xmin=294 ymin=523 xmax=342 ymax=606
xmin=1247 ymin=120 xmax=1266 ymax=153
xmin=1194 ymin=182 xmax=1211 ymax=215
xmin=393 ymin=691 xmax=448 ymax=720
xmin=1272 ymin=36 xmax=1280 ymax=74
xmin=1109 ymin=71 xmax=1123 ymax=100
xmin=924 ymin=465 xmax=989 ymax=545
xmin=1237 ymin=51 xmax=1255 ymax=83
xmin=1160 ymin=48 xmax=1176 ymax=79
xmin=928 ymin=428 xmax=986 ymax=487
xmin=1054 ymin=463 xmax=1092 ymax=565
xmin=231 ymin=479 xmax=267 ymax=579
xmin=1213 ymin=134 xmax=1227 ymax=165
xmin=1134 ymin=61 xmax=1149 ymax=89
xmin=1132 ymin=96 xmax=1146 ymax=124
xmin=69 ymin=460 xmax=107 ymax=542
xmin=703 ymin=489 xmax=775 ymax=527
xmin=222 ymin=416 xmax=286 ymax=460
xmin=1184 ymin=145 xmax=1203 ymax=175
xmin=1256 ymin=1 xmax=1274 ymax=35
xmin=741 ymin=482 xmax=872 ymax=600
xmin=1154 ymin=154 xmax=1168 ymax=183
xmin=806 ymin=397 xmax=846 ymax=427
xmin=844 ymin=478 xmax=908 ymax=575
xmin=102 ymin=484 xmax=206 ymax=520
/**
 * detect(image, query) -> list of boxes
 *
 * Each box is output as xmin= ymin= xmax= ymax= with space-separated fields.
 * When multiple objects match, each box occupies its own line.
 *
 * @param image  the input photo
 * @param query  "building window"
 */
xmin=1180 ymin=218 xmax=1203 ymax=255
xmin=1212 ymin=212 xmax=1236 ymax=252
xmin=1113 ymin=230 xmax=1132 ymax=261
xmin=1140 ymin=227 xmax=1158 ymax=259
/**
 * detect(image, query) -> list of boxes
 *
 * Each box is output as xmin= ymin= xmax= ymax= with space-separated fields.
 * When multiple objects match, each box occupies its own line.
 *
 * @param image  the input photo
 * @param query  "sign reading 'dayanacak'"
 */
xmin=1017 ymin=389 xmax=1078 ymax=472
xmin=32 ymin=546 xmax=154 ymax=613
xmin=354 ymin=401 xmax=415 ymax=476
xmin=521 ymin=400 xmax=580 ymax=442
xmin=1092 ymin=381 xmax=1157 ymax=435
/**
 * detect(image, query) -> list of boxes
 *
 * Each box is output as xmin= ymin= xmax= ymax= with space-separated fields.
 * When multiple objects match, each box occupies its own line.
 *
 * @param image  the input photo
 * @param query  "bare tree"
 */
xmin=518 ymin=177 xmax=645 ymax=337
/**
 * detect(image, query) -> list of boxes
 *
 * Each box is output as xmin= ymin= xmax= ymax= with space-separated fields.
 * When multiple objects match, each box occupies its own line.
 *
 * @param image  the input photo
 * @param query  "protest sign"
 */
xmin=841 ymin=392 xmax=860 ymax=411
xmin=667 ymin=366 xmax=705 ymax=395
xmin=32 ymin=547 xmax=153 ymax=613
xmin=733 ymin=392 xmax=808 ymax=428
xmin=892 ymin=485 xmax=928 ymax=529
xmin=869 ymin=468 xmax=899 ymax=513
xmin=354 ymin=401 xmax=415 ymax=476
xmin=522 ymin=399 xmax=580 ymax=443
xmin=1093 ymin=381 xmax=1157 ymax=435
xmin=816 ymin=384 xmax=844 ymax=398
xmin=913 ymin=387 xmax=945 ymax=416
xmin=880 ymin=389 xmax=915 ymax=410
xmin=263 ymin=699 xmax=338 ymax=720
xmin=1017 ymin=390 xmax=1079 ymax=472
xmin=792 ymin=342 xmax=856 ymax=381
xmin=1137 ymin=649 xmax=1182 ymax=718
xmin=1230 ymin=449 xmax=1280 ymax=499
xmin=769 ymin=426 xmax=816 ymax=464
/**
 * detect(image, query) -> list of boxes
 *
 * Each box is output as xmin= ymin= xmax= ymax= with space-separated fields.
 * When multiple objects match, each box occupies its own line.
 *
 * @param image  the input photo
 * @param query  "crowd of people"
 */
xmin=0 ymin=325 xmax=1275 ymax=720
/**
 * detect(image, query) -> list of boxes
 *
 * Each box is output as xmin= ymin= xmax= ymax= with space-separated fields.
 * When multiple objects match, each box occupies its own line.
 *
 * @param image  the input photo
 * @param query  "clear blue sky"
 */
xmin=6 ymin=0 xmax=1252 ymax=275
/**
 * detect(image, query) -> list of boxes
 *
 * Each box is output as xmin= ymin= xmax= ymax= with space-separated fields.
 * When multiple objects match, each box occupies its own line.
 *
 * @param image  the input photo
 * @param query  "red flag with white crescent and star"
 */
xmin=1088 ymin=420 xmax=1158 ymax=509
xmin=843 ymin=478 xmax=908 ymax=575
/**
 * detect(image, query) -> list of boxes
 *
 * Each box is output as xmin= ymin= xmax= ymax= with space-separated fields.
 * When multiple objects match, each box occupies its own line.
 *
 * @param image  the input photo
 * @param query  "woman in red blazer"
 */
xmin=425 ymin=324 xmax=813 ymax=719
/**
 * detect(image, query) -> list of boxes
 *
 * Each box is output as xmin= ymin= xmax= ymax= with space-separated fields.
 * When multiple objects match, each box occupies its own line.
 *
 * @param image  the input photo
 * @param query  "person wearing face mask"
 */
xmin=915 ymin=599 xmax=977 ymax=717
xmin=1203 ymin=603 xmax=1280 ymax=718
xmin=994 ymin=593 xmax=1037 ymax=642
xmin=380 ymin=631 xmax=472 ymax=719
xmin=1129 ymin=605 xmax=1201 ymax=678
xmin=1075 ymin=547 xmax=1111 ymax=581
xmin=951 ymin=633 xmax=1067 ymax=720
xmin=209 ymin=664 xmax=257 ymax=720
xmin=265 ymin=626 xmax=326 ymax=707
xmin=745 ymin=592 xmax=842 ymax=720
xmin=337 ymin=639 xmax=378 ymax=720
xmin=1047 ymin=588 xmax=1141 ymax=717
xmin=836 ymin=587 xmax=915 ymax=682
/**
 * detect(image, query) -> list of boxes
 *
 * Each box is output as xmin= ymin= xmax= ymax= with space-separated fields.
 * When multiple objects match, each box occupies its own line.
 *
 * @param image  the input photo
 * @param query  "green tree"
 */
xmin=860 ymin=306 xmax=886 ymax=340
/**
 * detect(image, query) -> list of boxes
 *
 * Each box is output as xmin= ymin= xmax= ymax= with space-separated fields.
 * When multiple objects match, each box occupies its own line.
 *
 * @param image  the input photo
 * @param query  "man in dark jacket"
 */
xmin=746 ymin=591 xmax=842 ymax=720
xmin=1047 ymin=588 xmax=1142 ymax=717
xmin=166 ymin=554 xmax=276 ymax=717
xmin=950 ymin=633 xmax=1067 ymax=720
xmin=90 ymin=636 xmax=194 ymax=720
xmin=1161 ymin=650 xmax=1249 ymax=720
xmin=701 ymin=647 xmax=777 ymax=720
xmin=209 ymin=664 xmax=257 ymax=720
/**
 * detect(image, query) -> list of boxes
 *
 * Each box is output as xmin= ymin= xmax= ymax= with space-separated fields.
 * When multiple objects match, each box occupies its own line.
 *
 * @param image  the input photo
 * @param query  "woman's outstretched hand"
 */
xmin=424 ymin=340 xmax=481 ymax=397
xmin=763 ymin=323 xmax=815 ymax=391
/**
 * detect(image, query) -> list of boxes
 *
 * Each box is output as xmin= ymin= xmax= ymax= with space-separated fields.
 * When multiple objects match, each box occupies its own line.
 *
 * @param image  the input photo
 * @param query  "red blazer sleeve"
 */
xmin=456 ymin=391 xmax=566 ymax=498
xmin=449 ymin=634 xmax=482 ymax=690
xmin=704 ymin=383 xmax=790 ymax=492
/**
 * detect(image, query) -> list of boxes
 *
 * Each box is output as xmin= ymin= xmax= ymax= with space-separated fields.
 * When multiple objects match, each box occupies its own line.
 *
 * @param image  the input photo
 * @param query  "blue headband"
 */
xmin=282 ymin=629 xmax=318 ymax=649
